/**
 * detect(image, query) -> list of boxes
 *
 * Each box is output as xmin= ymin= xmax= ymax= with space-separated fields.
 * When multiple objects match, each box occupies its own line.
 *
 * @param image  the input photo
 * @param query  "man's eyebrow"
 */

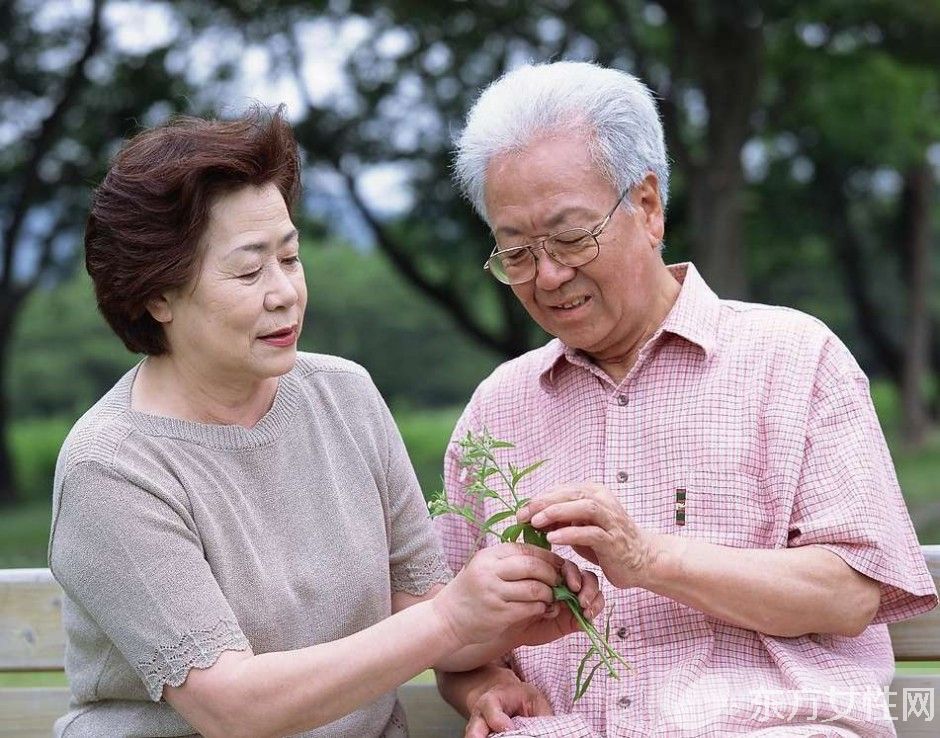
xmin=494 ymin=207 xmax=598 ymax=240
xmin=229 ymin=228 xmax=299 ymax=254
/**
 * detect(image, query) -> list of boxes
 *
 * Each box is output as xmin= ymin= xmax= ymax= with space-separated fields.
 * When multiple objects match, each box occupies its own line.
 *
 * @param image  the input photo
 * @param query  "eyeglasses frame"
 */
xmin=483 ymin=187 xmax=631 ymax=285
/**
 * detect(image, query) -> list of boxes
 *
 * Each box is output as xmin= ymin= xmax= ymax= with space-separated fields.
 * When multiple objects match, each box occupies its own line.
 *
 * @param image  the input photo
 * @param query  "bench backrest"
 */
xmin=3 ymin=549 xmax=940 ymax=736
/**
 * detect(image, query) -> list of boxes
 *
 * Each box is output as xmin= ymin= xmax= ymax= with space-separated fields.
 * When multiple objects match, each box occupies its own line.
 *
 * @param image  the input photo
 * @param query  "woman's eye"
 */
xmin=238 ymin=267 xmax=262 ymax=280
xmin=282 ymin=255 xmax=301 ymax=266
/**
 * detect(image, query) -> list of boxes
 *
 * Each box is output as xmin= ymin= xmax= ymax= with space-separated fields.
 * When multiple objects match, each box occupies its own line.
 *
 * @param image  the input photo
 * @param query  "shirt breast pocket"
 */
xmin=681 ymin=467 xmax=775 ymax=548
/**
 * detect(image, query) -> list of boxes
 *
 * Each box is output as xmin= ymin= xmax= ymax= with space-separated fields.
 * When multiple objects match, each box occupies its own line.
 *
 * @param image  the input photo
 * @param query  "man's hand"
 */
xmin=517 ymin=483 xmax=661 ymax=589
xmin=465 ymin=681 xmax=553 ymax=738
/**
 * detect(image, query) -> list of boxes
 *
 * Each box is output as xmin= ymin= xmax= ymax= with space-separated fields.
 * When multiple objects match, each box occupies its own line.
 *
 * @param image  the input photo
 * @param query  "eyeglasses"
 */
xmin=484 ymin=188 xmax=629 ymax=285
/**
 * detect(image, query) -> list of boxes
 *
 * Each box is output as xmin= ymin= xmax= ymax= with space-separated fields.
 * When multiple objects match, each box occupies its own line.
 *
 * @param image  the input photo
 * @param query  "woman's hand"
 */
xmin=432 ymin=543 xmax=562 ymax=647
xmin=505 ymin=559 xmax=604 ymax=648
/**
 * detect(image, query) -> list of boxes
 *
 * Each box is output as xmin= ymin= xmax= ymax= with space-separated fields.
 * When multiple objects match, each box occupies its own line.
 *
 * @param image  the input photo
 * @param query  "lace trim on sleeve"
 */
xmin=136 ymin=618 xmax=250 ymax=701
xmin=390 ymin=553 xmax=452 ymax=596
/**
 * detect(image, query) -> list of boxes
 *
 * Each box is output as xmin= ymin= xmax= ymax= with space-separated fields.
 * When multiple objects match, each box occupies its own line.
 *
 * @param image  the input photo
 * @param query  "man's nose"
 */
xmin=533 ymin=249 xmax=576 ymax=292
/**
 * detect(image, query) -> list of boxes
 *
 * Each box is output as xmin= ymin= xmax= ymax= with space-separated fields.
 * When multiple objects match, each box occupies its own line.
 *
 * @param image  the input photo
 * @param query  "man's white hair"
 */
xmin=454 ymin=61 xmax=669 ymax=226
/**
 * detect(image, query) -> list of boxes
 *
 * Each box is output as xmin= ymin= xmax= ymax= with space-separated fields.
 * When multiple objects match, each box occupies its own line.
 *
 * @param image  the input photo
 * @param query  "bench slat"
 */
xmin=2 ymin=547 xmax=938 ymax=735
xmin=1 ymin=678 xmax=936 ymax=737
xmin=891 ymin=673 xmax=940 ymax=737
xmin=4 ymin=551 xmax=940 ymax=669
xmin=0 ymin=570 xmax=64 ymax=671
xmin=0 ymin=688 xmax=68 ymax=737
xmin=0 ymin=683 xmax=463 ymax=738
xmin=889 ymin=545 xmax=940 ymax=661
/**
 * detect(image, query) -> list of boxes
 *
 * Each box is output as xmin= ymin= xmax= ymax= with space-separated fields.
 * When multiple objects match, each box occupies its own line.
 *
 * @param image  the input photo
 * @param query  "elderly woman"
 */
xmin=49 ymin=109 xmax=602 ymax=738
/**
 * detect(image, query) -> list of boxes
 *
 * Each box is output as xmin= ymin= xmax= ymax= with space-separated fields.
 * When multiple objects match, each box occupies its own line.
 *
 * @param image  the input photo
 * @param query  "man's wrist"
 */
xmin=638 ymin=532 xmax=687 ymax=591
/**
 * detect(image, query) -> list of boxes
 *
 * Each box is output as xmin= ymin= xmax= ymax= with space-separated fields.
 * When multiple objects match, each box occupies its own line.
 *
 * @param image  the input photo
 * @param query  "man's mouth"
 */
xmin=551 ymin=296 xmax=591 ymax=310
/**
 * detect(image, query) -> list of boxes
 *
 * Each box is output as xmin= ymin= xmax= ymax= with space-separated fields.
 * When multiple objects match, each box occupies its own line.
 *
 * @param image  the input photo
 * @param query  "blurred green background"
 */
xmin=2 ymin=0 xmax=940 ymax=572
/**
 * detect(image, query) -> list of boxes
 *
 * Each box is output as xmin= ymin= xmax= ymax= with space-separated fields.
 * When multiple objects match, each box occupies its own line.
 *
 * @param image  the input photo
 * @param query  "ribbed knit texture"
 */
xmin=49 ymin=352 xmax=450 ymax=737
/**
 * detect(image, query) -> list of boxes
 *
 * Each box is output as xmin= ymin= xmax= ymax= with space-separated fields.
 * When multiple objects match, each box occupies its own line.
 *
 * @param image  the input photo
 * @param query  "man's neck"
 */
xmin=131 ymin=355 xmax=278 ymax=429
xmin=591 ymin=269 xmax=682 ymax=385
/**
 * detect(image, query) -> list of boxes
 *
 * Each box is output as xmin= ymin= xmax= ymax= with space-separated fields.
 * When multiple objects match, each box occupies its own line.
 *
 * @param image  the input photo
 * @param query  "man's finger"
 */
xmin=530 ymin=689 xmax=554 ymax=716
xmin=477 ymin=698 xmax=514 ymax=731
xmin=517 ymin=484 xmax=590 ymax=521
xmin=561 ymin=559 xmax=583 ymax=592
xmin=465 ymin=712 xmax=494 ymax=738
xmin=546 ymin=525 xmax=607 ymax=549
xmin=530 ymin=499 xmax=613 ymax=530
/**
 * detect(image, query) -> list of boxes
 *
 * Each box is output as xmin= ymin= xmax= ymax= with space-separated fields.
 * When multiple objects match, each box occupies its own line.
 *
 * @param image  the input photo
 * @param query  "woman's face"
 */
xmin=153 ymin=182 xmax=307 ymax=384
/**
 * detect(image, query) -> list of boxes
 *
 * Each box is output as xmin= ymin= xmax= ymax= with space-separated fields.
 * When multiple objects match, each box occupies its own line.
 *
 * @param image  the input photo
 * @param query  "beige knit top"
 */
xmin=49 ymin=352 xmax=451 ymax=737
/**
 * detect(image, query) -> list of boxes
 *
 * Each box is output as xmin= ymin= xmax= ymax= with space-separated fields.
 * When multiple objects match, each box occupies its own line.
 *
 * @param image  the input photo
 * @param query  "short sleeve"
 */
xmin=435 ymin=396 xmax=487 ymax=576
xmin=377 ymin=395 xmax=452 ymax=595
xmin=49 ymin=461 xmax=250 ymax=701
xmin=787 ymin=370 xmax=938 ymax=624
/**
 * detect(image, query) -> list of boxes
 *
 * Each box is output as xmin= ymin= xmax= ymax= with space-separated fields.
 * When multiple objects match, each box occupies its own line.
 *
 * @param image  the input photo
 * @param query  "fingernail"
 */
xmin=517 ymin=506 xmax=530 ymax=521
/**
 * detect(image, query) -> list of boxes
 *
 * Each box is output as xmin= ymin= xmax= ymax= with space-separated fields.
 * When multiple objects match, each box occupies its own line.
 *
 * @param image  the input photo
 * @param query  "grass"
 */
xmin=0 ymin=501 xmax=52 ymax=568
xmin=395 ymin=405 xmax=462 ymax=501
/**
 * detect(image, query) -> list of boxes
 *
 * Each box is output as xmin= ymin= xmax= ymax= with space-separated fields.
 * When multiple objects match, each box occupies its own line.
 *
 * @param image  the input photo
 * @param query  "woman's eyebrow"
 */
xmin=228 ymin=228 xmax=299 ymax=255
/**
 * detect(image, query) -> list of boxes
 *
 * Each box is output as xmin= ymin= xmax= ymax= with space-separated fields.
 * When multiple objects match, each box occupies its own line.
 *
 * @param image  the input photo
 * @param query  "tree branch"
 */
xmin=339 ymin=168 xmax=517 ymax=357
xmin=1 ymin=0 xmax=105 ymax=289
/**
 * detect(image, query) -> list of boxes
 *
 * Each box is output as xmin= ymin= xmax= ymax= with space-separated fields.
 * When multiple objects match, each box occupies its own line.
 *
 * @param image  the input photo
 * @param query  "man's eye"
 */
xmin=553 ymin=233 xmax=590 ymax=246
xmin=501 ymin=251 xmax=527 ymax=265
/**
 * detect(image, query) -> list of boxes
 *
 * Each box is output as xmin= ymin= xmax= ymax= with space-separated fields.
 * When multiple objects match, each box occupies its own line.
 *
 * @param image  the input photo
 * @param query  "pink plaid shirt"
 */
xmin=436 ymin=263 xmax=937 ymax=737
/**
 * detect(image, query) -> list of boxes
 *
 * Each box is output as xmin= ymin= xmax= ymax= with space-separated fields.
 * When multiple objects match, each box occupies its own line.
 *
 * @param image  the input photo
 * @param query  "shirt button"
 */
xmin=616 ymin=626 xmax=628 ymax=639
xmin=618 ymin=696 xmax=632 ymax=708
xmin=616 ymin=471 xmax=629 ymax=483
xmin=616 ymin=394 xmax=629 ymax=406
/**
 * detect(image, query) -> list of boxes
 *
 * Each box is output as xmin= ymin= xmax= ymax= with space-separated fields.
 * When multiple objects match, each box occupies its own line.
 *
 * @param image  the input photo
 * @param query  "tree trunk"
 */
xmin=689 ymin=164 xmax=748 ymax=298
xmin=656 ymin=0 xmax=765 ymax=300
xmin=899 ymin=162 xmax=933 ymax=447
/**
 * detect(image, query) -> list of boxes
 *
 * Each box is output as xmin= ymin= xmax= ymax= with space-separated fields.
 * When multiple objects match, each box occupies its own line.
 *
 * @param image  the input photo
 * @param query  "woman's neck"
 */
xmin=131 ymin=355 xmax=279 ymax=429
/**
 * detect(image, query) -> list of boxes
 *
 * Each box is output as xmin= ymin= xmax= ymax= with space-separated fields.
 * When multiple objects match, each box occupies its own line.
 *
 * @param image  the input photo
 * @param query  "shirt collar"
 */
xmin=537 ymin=262 xmax=721 ymax=393
xmin=658 ymin=262 xmax=721 ymax=359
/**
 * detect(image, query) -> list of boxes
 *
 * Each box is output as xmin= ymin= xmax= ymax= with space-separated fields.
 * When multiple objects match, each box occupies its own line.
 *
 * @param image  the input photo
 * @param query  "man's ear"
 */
xmin=633 ymin=172 xmax=665 ymax=246
xmin=145 ymin=294 xmax=173 ymax=324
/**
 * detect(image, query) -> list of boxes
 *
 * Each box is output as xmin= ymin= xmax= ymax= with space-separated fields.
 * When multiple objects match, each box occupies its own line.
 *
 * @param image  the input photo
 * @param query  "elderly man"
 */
xmin=434 ymin=61 xmax=937 ymax=738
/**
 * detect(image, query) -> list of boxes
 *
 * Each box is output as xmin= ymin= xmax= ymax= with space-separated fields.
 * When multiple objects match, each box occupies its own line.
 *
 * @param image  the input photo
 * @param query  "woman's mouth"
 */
xmin=259 ymin=326 xmax=298 ymax=347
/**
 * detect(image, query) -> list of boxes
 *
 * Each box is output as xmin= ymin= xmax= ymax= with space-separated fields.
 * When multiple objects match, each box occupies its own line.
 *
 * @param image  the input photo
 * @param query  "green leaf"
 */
xmin=501 ymin=523 xmax=525 ymax=542
xmin=483 ymin=510 xmax=516 ymax=528
xmin=489 ymin=440 xmax=515 ymax=449
xmin=511 ymin=459 xmax=547 ymax=485
xmin=523 ymin=526 xmax=551 ymax=550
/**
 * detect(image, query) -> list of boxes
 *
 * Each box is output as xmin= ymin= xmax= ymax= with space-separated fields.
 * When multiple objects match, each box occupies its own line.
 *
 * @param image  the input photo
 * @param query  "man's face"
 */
xmin=483 ymin=132 xmax=666 ymax=360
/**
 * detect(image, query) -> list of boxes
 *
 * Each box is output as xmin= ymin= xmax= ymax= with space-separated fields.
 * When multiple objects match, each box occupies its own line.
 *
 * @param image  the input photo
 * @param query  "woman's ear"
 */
xmin=145 ymin=294 xmax=173 ymax=324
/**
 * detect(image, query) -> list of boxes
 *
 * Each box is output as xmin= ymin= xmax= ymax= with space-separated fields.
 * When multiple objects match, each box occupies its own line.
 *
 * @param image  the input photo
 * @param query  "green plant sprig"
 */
xmin=429 ymin=429 xmax=630 ymax=701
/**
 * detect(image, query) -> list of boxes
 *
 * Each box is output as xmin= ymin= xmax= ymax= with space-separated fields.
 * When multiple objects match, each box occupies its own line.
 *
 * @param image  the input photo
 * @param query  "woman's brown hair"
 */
xmin=84 ymin=106 xmax=301 ymax=355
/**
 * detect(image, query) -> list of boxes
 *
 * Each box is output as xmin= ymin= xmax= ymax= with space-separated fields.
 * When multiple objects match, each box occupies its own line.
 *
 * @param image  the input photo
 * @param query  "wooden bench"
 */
xmin=3 ymin=551 xmax=939 ymax=737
